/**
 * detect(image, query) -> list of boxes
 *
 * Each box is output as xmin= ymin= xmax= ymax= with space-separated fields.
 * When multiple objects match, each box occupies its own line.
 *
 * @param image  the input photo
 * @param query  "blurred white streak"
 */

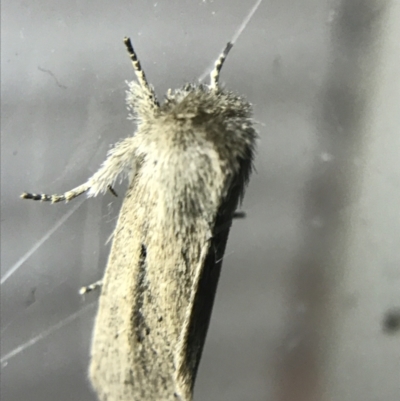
xmin=0 ymin=198 xmax=85 ymax=286
xmin=198 ymin=0 xmax=263 ymax=82
xmin=229 ymin=0 xmax=263 ymax=46
xmin=0 ymin=301 xmax=96 ymax=366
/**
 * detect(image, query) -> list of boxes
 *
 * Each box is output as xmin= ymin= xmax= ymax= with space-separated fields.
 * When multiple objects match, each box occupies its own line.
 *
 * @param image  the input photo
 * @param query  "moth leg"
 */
xmin=79 ymin=279 xmax=103 ymax=295
xmin=210 ymin=211 xmax=246 ymax=238
xmin=233 ymin=211 xmax=246 ymax=219
xmin=21 ymin=183 xmax=90 ymax=203
xmin=85 ymin=136 xmax=137 ymax=197
xmin=107 ymin=185 xmax=118 ymax=197
xmin=21 ymin=137 xmax=137 ymax=203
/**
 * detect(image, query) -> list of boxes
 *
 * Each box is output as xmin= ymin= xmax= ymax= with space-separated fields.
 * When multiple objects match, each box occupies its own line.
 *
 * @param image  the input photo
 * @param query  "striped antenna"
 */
xmin=123 ymin=37 xmax=159 ymax=107
xmin=209 ymin=42 xmax=233 ymax=91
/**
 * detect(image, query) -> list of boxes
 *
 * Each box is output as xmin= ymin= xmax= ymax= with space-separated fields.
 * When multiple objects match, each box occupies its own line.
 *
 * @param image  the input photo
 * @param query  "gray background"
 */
xmin=1 ymin=0 xmax=399 ymax=400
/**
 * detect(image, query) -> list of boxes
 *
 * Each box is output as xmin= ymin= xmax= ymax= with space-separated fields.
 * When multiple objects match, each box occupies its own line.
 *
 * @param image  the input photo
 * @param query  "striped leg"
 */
xmin=21 ymin=183 xmax=90 ymax=203
xmin=21 ymin=137 xmax=137 ymax=204
xmin=79 ymin=280 xmax=103 ymax=295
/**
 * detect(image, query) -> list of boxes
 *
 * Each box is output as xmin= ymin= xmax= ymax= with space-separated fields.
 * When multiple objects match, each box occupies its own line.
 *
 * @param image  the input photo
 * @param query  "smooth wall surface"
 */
xmin=2 ymin=1 xmax=399 ymax=400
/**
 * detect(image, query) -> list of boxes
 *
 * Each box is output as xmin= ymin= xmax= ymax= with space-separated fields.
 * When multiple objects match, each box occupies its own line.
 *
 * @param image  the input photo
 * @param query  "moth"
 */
xmin=21 ymin=35 xmax=256 ymax=401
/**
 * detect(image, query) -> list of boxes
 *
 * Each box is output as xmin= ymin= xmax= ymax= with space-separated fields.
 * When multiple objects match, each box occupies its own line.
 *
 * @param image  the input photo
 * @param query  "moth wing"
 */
xmin=89 ymin=173 xmax=220 ymax=401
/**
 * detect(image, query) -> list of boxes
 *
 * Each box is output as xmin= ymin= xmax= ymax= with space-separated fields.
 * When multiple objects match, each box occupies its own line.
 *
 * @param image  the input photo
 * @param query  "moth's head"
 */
xmin=124 ymin=37 xmax=234 ymax=121
xmin=159 ymin=84 xmax=252 ymax=124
